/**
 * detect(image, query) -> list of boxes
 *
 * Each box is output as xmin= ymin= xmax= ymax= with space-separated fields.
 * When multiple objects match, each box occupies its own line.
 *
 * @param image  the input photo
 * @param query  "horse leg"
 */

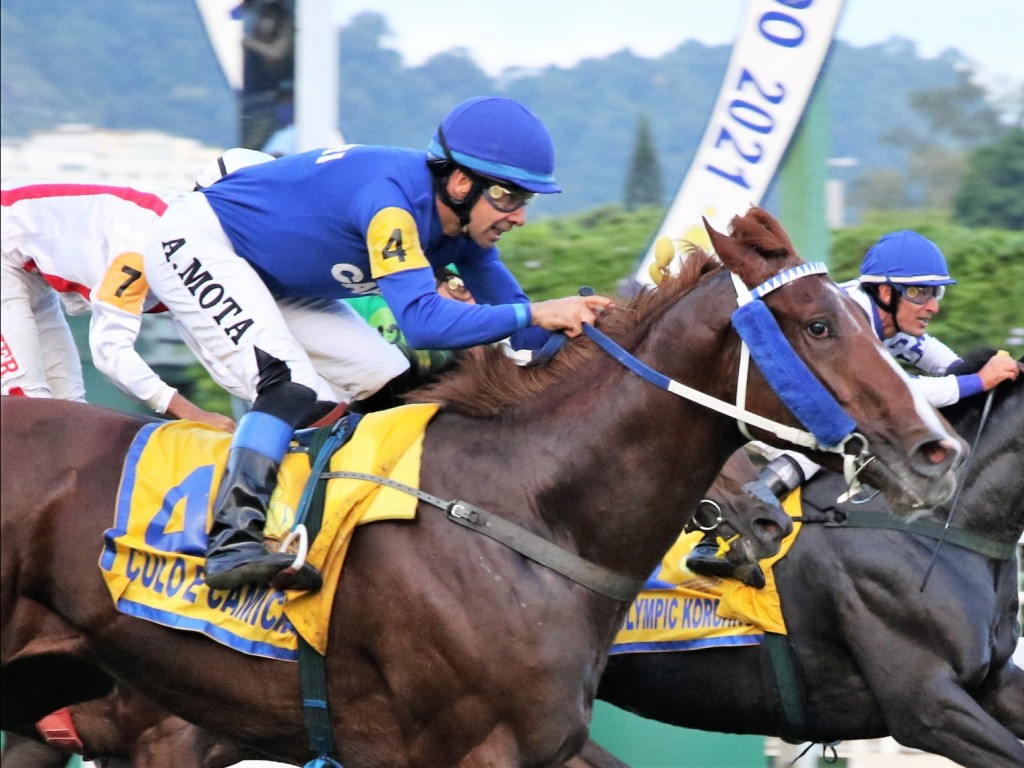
xmin=454 ymin=725 xmax=521 ymax=768
xmin=126 ymin=714 xmax=243 ymax=768
xmin=0 ymin=732 xmax=74 ymax=768
xmin=974 ymin=661 xmax=1024 ymax=739
xmin=867 ymin=667 xmax=1024 ymax=768
xmin=564 ymin=739 xmax=629 ymax=768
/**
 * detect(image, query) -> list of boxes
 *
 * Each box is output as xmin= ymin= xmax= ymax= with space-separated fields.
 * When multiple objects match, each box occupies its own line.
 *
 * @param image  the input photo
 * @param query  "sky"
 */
xmin=331 ymin=0 xmax=1024 ymax=86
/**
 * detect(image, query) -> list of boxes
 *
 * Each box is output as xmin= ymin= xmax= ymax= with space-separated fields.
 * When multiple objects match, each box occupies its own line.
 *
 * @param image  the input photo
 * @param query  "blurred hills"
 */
xmin=0 ymin=1 xmax=1002 ymax=215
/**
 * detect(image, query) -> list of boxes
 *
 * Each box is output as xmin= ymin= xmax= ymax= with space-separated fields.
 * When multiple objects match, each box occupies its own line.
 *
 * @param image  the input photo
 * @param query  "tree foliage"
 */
xmin=498 ymin=205 xmax=1023 ymax=363
xmin=953 ymin=128 xmax=1024 ymax=230
xmin=3 ymin=3 xmax=1009 ymax=218
xmin=623 ymin=115 xmax=663 ymax=210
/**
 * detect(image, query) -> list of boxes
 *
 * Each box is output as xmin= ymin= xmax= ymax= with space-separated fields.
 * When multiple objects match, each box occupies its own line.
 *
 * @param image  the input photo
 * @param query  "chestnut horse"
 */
xmin=0 ymin=449 xmax=792 ymax=768
xmin=1 ymin=209 xmax=962 ymax=767
xmin=579 ymin=369 xmax=1024 ymax=768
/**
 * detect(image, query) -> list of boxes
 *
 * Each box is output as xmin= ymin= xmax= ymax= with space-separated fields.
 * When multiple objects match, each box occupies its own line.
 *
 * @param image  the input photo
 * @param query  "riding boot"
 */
xmin=685 ymin=535 xmax=740 ymax=579
xmin=204 ymin=412 xmax=321 ymax=592
xmin=685 ymin=536 xmax=767 ymax=588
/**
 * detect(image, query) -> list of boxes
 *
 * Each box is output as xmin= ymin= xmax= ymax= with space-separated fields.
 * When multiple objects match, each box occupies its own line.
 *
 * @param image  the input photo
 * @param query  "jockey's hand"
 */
xmin=977 ymin=352 xmax=1022 ymax=391
xmin=165 ymin=392 xmax=237 ymax=432
xmin=530 ymin=294 xmax=615 ymax=338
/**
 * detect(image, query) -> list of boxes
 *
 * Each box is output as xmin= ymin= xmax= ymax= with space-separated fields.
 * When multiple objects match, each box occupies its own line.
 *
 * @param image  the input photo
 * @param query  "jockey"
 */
xmin=0 ymin=178 xmax=232 ymax=427
xmin=687 ymin=229 xmax=1021 ymax=584
xmin=845 ymin=230 xmax=1018 ymax=406
xmin=139 ymin=95 xmax=615 ymax=593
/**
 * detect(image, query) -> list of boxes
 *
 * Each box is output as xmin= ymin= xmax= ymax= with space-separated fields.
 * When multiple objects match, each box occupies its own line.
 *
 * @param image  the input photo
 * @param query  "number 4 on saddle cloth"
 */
xmin=610 ymin=490 xmax=803 ymax=656
xmin=99 ymin=404 xmax=439 ymax=660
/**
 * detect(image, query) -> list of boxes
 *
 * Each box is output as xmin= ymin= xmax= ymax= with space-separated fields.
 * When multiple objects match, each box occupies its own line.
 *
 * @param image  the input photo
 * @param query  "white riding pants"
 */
xmin=0 ymin=261 xmax=86 ymax=400
xmin=141 ymin=192 xmax=408 ymax=405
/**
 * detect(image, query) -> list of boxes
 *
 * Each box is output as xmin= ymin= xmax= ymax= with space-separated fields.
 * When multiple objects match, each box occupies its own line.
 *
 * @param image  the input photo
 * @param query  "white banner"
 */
xmin=632 ymin=0 xmax=845 ymax=288
xmin=194 ymin=0 xmax=243 ymax=92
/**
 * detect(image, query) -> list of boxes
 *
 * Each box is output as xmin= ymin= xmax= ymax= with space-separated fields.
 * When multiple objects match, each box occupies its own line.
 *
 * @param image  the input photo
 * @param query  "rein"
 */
xmin=317 ymin=470 xmax=645 ymax=602
xmin=795 ymin=508 xmax=1016 ymax=561
xmin=919 ymin=385 xmax=1000 ymax=589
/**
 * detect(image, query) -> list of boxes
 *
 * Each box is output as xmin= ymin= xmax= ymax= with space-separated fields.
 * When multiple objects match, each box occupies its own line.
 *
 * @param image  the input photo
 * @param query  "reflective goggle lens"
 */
xmin=897 ymin=284 xmax=945 ymax=304
xmin=446 ymin=275 xmax=468 ymax=295
xmin=482 ymin=183 xmax=535 ymax=213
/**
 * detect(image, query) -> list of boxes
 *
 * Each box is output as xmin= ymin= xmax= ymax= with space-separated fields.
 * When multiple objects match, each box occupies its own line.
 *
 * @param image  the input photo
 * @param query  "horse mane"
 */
xmin=721 ymin=207 xmax=799 ymax=261
xmin=407 ymin=249 xmax=722 ymax=416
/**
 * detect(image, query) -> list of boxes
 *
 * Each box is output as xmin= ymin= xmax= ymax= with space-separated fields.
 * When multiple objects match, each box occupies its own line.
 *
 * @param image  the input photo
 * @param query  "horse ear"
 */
xmin=702 ymin=216 xmax=725 ymax=252
xmin=704 ymin=214 xmax=757 ymax=286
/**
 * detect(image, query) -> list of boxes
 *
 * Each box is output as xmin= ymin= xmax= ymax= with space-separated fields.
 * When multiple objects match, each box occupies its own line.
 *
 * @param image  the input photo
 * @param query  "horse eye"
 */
xmin=807 ymin=320 xmax=830 ymax=338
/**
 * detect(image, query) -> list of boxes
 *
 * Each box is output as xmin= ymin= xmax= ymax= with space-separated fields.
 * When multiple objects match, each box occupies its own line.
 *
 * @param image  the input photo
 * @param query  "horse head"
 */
xmin=698 ymin=207 xmax=963 ymax=512
xmin=690 ymin=448 xmax=793 ymax=567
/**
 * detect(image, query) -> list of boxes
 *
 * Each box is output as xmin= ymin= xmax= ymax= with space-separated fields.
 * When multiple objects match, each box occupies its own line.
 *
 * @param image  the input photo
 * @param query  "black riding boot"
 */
xmin=685 ymin=535 xmax=766 ymax=588
xmin=204 ymin=446 xmax=322 ymax=592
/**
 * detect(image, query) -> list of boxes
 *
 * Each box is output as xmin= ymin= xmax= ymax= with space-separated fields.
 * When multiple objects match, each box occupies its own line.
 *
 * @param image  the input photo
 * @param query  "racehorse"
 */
xmin=579 ymin=368 xmax=1024 ymax=768
xmin=1 ymin=208 xmax=963 ymax=767
xmin=0 ymin=448 xmax=793 ymax=768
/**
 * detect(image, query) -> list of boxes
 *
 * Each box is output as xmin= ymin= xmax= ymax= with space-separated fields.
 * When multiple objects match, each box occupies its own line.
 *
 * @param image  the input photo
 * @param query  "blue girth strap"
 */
xmin=294 ymin=416 xmax=363 ymax=768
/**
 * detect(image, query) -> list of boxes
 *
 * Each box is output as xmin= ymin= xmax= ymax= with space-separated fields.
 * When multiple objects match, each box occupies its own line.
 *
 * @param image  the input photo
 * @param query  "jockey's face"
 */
xmin=878 ymin=284 xmax=941 ymax=338
xmin=443 ymin=169 xmax=527 ymax=248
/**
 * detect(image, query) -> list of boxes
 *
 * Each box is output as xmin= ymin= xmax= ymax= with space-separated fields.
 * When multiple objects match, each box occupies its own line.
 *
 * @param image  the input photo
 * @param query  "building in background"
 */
xmin=1 ymin=124 xmax=226 ymax=413
xmin=0 ymin=124 xmax=222 ymax=189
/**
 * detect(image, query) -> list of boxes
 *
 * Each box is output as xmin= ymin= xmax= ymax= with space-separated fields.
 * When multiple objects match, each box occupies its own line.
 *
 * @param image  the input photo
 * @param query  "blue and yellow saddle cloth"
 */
xmin=99 ymin=404 xmax=438 ymax=661
xmin=610 ymin=490 xmax=803 ymax=654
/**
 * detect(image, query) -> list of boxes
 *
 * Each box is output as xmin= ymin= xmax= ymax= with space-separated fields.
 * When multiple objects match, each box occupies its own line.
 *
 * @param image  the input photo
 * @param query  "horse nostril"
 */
xmin=922 ymin=441 xmax=949 ymax=465
xmin=912 ymin=437 xmax=964 ymax=476
xmin=756 ymin=519 xmax=787 ymax=540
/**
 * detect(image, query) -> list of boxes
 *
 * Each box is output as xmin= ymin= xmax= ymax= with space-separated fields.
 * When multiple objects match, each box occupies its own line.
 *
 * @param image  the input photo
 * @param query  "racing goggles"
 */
xmin=894 ymin=284 xmax=945 ymax=305
xmin=478 ymin=178 xmax=535 ymax=213
xmin=442 ymin=274 xmax=472 ymax=302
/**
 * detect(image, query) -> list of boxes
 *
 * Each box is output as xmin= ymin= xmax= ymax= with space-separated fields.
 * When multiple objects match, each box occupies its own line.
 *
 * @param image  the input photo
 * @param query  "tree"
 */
xmin=623 ymin=114 xmax=663 ymax=210
xmin=953 ymin=128 xmax=1024 ymax=230
xmin=865 ymin=71 xmax=1011 ymax=215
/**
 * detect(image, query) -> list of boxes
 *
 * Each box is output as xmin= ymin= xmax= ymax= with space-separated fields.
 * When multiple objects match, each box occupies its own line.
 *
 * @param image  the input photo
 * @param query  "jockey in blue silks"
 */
xmin=140 ymin=96 xmax=614 ymax=592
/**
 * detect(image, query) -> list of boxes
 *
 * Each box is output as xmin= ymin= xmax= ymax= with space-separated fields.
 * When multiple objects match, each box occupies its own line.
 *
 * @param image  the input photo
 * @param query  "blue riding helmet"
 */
xmin=859 ymin=230 xmax=957 ymax=287
xmin=427 ymin=96 xmax=560 ymax=194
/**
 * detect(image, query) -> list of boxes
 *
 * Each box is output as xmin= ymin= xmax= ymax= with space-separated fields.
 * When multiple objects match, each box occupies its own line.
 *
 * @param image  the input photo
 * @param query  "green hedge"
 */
xmin=170 ymin=205 xmax=1022 ymax=415
xmin=502 ymin=205 xmax=1024 ymax=358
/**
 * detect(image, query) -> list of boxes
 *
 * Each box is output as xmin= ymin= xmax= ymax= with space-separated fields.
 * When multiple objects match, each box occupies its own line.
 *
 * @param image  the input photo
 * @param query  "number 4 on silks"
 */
xmin=144 ymin=464 xmax=216 ymax=555
xmin=383 ymin=229 xmax=407 ymax=263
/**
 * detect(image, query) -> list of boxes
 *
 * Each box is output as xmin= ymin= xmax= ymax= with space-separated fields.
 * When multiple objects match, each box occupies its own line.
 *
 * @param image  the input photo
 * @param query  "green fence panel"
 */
xmin=591 ymin=702 xmax=766 ymax=768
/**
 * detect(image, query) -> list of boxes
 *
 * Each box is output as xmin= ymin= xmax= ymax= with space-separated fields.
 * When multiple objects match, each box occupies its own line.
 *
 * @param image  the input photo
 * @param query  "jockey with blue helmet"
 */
xmin=687 ymin=228 xmax=1020 ymax=585
xmin=427 ymin=95 xmax=561 ymax=230
xmin=138 ymin=95 xmax=614 ymax=593
xmin=841 ymin=230 xmax=1018 ymax=407
xmin=856 ymin=230 xmax=955 ymax=334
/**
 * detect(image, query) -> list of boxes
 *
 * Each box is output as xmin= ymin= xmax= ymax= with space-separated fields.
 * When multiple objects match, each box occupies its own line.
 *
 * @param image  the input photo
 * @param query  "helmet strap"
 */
xmin=431 ymin=171 xmax=484 ymax=232
xmin=865 ymin=283 xmax=903 ymax=335
xmin=429 ymin=126 xmax=484 ymax=234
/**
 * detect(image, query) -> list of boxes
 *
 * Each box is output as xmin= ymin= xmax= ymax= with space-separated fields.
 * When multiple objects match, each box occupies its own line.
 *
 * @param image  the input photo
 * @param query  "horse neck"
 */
xmin=940 ymin=383 xmax=1024 ymax=544
xmin=501 ymin=300 xmax=744 ymax=581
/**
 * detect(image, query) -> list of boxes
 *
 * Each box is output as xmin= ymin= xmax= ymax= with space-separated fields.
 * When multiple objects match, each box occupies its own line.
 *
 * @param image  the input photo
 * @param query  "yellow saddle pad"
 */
xmin=100 ymin=404 xmax=438 ymax=660
xmin=610 ymin=489 xmax=803 ymax=654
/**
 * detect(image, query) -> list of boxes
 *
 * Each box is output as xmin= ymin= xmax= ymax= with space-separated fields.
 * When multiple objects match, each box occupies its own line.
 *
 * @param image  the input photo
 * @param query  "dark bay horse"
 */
xmin=581 ymin=372 xmax=1024 ymax=768
xmin=0 ymin=448 xmax=793 ymax=768
xmin=1 ymin=208 xmax=963 ymax=767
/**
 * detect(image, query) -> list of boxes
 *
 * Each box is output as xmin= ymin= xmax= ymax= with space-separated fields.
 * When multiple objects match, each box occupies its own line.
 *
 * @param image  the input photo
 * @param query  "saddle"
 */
xmin=99 ymin=405 xmax=438 ymax=660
